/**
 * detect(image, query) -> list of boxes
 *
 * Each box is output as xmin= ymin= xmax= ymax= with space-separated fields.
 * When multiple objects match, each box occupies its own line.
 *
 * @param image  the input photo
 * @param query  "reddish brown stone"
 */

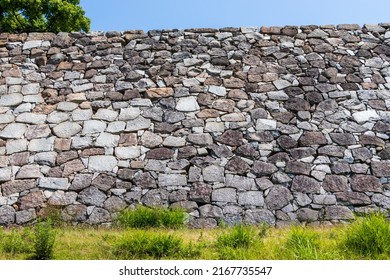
xmin=299 ymin=131 xmax=327 ymax=146
xmin=80 ymin=148 xmax=105 ymax=157
xmin=119 ymin=133 xmax=138 ymax=146
xmin=92 ymin=173 xmax=116 ymax=192
xmin=54 ymin=138 xmax=71 ymax=151
xmin=196 ymin=109 xmax=221 ymax=118
xmin=145 ymin=148 xmax=174 ymax=160
xmin=225 ymin=157 xmax=250 ymax=174
xmin=57 ymin=151 xmax=78 ymax=165
xmin=19 ymin=191 xmax=46 ymax=210
xmin=323 ymin=175 xmax=348 ymax=192
xmin=9 ymin=152 xmax=29 ymax=166
xmin=291 ymin=176 xmax=321 ymax=193
xmin=62 ymin=159 xmax=85 ymax=177
xmin=1 ymin=180 xmax=36 ymax=196
xmin=218 ymin=130 xmax=243 ymax=146
xmin=350 ymin=175 xmax=382 ymax=192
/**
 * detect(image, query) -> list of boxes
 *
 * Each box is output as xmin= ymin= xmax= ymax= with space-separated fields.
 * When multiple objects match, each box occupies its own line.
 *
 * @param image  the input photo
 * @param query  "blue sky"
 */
xmin=80 ymin=0 xmax=390 ymax=32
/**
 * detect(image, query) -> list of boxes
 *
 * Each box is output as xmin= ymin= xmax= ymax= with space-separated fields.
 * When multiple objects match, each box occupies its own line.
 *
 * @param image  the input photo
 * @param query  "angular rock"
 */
xmin=187 ymin=133 xmax=214 ymax=146
xmin=203 ymin=165 xmax=225 ymax=182
xmin=141 ymin=131 xmax=163 ymax=148
xmin=265 ymin=186 xmax=292 ymax=210
xmin=299 ymin=131 xmax=327 ymax=146
xmin=104 ymin=196 xmax=127 ymax=212
xmin=134 ymin=172 xmax=157 ymax=189
xmin=87 ymin=208 xmax=111 ymax=224
xmin=323 ymin=175 xmax=348 ymax=192
xmin=189 ymin=182 xmax=212 ymax=203
xmin=212 ymin=188 xmax=237 ymax=203
xmin=15 ymin=165 xmax=43 ymax=179
xmin=70 ymin=174 xmax=92 ymax=191
xmin=24 ymin=124 xmax=51 ymax=140
xmin=296 ymin=208 xmax=319 ymax=222
xmin=252 ymin=161 xmax=278 ymax=176
xmin=199 ymin=204 xmax=223 ymax=218
xmin=352 ymin=110 xmax=380 ymax=124
xmin=19 ymin=190 xmax=46 ymax=210
xmin=146 ymin=87 xmax=174 ymax=98
xmin=225 ymin=157 xmax=250 ymax=174
xmin=16 ymin=209 xmax=36 ymax=224
xmin=62 ymin=205 xmax=87 ymax=222
xmin=217 ymin=130 xmax=243 ymax=146
xmin=48 ymin=191 xmax=77 ymax=206
xmin=0 ymin=123 xmax=27 ymax=139
xmin=146 ymin=147 xmax=174 ymax=160
xmin=244 ymin=209 xmax=275 ymax=225
xmin=371 ymin=161 xmax=390 ymax=177
xmin=291 ymin=175 xmax=321 ymax=193
xmin=350 ymin=175 xmax=382 ymax=192
xmin=141 ymin=189 xmax=169 ymax=207
xmin=336 ymin=192 xmax=371 ymax=206
xmin=256 ymin=119 xmax=277 ymax=130
xmin=39 ymin=177 xmax=69 ymax=190
xmin=158 ymin=174 xmax=187 ymax=187
xmin=175 ymin=96 xmax=200 ymax=112
xmin=329 ymin=133 xmax=356 ymax=146
xmin=88 ymin=155 xmax=118 ymax=172
xmin=53 ymin=122 xmax=82 ymax=138
xmin=126 ymin=116 xmax=151 ymax=131
xmin=0 ymin=205 xmax=15 ymax=225
xmin=78 ymin=187 xmax=107 ymax=207
xmin=62 ymin=159 xmax=85 ymax=177
xmin=324 ymin=206 xmax=354 ymax=220
xmin=285 ymin=161 xmax=312 ymax=175
xmin=115 ymin=147 xmax=140 ymax=159
xmin=1 ymin=180 xmax=36 ymax=196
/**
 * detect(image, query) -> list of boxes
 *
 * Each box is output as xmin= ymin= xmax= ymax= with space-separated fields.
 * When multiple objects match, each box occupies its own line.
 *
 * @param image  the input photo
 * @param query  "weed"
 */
xmin=216 ymin=224 xmax=256 ymax=249
xmin=285 ymin=226 xmax=319 ymax=260
xmin=0 ymin=228 xmax=33 ymax=255
xmin=116 ymin=206 xmax=186 ymax=229
xmin=114 ymin=230 xmax=183 ymax=259
xmin=343 ymin=212 xmax=390 ymax=258
xmin=40 ymin=206 xmax=65 ymax=228
xmin=32 ymin=219 xmax=56 ymax=260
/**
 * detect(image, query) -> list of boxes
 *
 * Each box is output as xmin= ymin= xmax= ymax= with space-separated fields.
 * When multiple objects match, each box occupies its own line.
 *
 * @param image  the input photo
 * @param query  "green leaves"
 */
xmin=0 ymin=0 xmax=90 ymax=32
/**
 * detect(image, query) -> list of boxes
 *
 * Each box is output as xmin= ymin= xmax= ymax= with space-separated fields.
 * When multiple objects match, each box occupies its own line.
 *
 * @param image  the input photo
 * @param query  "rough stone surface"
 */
xmin=265 ymin=186 xmax=292 ymax=210
xmin=1 ymin=26 xmax=390 ymax=225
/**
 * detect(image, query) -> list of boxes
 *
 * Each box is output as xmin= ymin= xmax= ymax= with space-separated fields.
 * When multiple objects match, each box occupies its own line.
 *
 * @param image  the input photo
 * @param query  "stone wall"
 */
xmin=0 ymin=23 xmax=390 ymax=227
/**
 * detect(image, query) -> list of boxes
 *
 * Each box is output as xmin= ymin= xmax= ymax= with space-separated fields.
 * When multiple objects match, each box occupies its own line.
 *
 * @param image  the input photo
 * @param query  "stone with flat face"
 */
xmin=0 ymin=206 xmax=16 ymax=225
xmin=53 ymin=122 xmax=82 ymax=138
xmin=291 ymin=176 xmax=321 ymax=193
xmin=203 ymin=165 xmax=225 ymax=183
xmin=88 ymin=156 xmax=118 ymax=172
xmin=158 ymin=174 xmax=187 ymax=187
xmin=350 ymin=175 xmax=382 ymax=192
xmin=0 ymin=123 xmax=27 ymax=138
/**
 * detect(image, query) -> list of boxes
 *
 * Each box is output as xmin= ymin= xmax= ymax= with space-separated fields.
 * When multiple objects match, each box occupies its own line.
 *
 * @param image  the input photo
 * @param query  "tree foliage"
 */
xmin=0 ymin=0 xmax=90 ymax=33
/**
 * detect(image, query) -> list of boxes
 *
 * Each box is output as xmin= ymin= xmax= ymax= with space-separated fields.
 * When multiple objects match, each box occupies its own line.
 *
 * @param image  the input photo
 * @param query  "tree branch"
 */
xmin=11 ymin=9 xmax=26 ymax=32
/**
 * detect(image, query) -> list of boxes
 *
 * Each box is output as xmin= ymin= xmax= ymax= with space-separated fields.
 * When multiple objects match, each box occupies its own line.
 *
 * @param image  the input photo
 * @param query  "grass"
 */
xmin=342 ymin=212 xmax=390 ymax=259
xmin=116 ymin=206 xmax=187 ymax=229
xmin=1 ymin=213 xmax=390 ymax=260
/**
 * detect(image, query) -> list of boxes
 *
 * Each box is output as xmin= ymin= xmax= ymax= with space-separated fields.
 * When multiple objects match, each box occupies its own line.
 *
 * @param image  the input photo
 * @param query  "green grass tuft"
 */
xmin=343 ymin=212 xmax=390 ymax=258
xmin=116 ymin=206 xmax=186 ymax=229
xmin=0 ymin=227 xmax=33 ymax=255
xmin=285 ymin=226 xmax=320 ymax=260
xmin=32 ymin=219 xmax=56 ymax=260
xmin=114 ymin=230 xmax=183 ymax=259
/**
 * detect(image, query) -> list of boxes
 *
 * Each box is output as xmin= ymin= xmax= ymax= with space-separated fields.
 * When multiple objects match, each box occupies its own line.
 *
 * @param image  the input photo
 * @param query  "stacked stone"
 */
xmin=0 ymin=23 xmax=390 ymax=227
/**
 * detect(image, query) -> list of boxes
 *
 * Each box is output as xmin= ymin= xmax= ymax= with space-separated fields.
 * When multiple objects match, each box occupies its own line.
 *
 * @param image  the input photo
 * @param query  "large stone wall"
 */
xmin=0 ymin=23 xmax=390 ymax=227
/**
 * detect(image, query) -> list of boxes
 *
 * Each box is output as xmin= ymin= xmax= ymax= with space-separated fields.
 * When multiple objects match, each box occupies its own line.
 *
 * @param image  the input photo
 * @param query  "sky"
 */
xmin=80 ymin=0 xmax=390 ymax=32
